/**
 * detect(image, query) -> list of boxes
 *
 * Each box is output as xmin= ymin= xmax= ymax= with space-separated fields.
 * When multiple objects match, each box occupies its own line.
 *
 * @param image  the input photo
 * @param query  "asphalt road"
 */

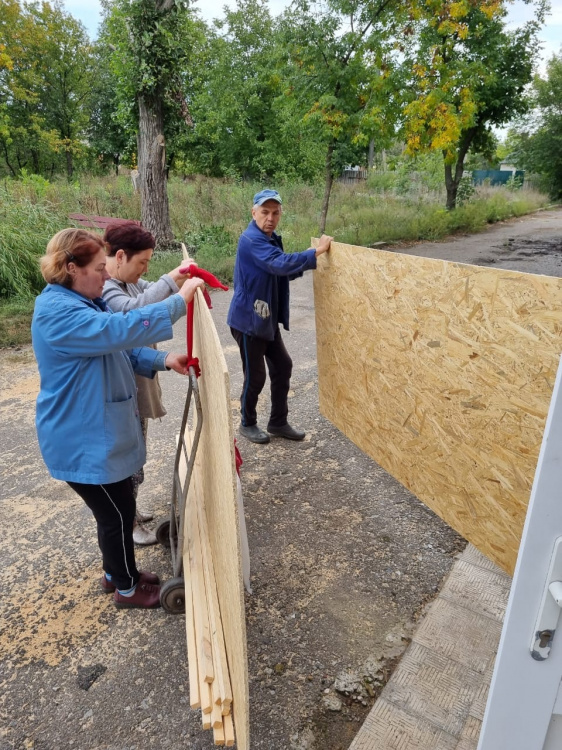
xmin=1 ymin=205 xmax=560 ymax=750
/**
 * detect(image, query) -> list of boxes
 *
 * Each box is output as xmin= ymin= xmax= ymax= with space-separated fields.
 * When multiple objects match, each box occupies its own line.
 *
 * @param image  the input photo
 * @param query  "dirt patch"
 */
xmin=477 ymin=237 xmax=562 ymax=269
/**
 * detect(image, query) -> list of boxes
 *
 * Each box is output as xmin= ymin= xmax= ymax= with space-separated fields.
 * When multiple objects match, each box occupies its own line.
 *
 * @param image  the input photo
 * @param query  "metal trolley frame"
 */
xmin=155 ymin=365 xmax=203 ymax=614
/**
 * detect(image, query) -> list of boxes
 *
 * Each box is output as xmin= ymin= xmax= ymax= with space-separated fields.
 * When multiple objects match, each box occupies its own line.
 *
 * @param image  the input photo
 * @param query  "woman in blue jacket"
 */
xmin=32 ymin=228 xmax=204 ymax=609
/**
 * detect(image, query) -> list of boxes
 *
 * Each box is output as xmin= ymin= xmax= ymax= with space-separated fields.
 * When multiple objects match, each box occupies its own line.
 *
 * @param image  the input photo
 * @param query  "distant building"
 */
xmin=473 ymin=168 xmax=525 ymax=186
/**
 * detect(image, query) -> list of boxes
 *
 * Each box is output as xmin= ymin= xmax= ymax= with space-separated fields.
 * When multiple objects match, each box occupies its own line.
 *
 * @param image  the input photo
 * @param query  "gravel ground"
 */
xmin=1 ymin=205 xmax=560 ymax=750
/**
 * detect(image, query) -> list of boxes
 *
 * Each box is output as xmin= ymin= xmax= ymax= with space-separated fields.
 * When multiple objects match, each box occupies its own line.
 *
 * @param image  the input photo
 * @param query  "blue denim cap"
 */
xmin=253 ymin=189 xmax=282 ymax=206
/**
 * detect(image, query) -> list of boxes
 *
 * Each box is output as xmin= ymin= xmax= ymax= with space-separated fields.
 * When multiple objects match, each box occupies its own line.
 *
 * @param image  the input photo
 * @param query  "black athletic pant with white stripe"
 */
xmin=231 ymin=326 xmax=292 ymax=429
xmin=67 ymin=477 xmax=140 ymax=592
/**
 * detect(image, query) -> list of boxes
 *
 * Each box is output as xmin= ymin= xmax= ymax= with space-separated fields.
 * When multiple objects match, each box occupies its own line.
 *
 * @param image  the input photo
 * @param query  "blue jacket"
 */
xmin=227 ymin=220 xmax=317 ymax=341
xmin=32 ymin=284 xmax=185 ymax=485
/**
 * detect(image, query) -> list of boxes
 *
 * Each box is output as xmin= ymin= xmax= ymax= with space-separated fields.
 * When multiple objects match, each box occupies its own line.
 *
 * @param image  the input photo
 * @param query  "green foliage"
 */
xmin=510 ymin=52 xmax=562 ymax=200
xmin=456 ymin=177 xmax=476 ymax=205
xmin=183 ymin=225 xmax=237 ymax=283
xmin=100 ymin=0 xmax=203 ymax=133
xmin=402 ymin=0 xmax=543 ymax=207
xmin=0 ymin=0 xmax=95 ymax=179
xmin=505 ymin=174 xmax=524 ymax=192
xmin=367 ymin=152 xmax=445 ymax=194
xmin=87 ymin=43 xmax=137 ymax=171
xmin=18 ymin=170 xmax=51 ymax=200
xmin=145 ymin=250 xmax=184 ymax=281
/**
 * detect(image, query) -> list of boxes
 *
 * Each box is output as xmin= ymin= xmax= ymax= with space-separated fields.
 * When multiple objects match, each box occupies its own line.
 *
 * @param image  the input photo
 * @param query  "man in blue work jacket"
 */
xmin=227 ymin=189 xmax=333 ymax=444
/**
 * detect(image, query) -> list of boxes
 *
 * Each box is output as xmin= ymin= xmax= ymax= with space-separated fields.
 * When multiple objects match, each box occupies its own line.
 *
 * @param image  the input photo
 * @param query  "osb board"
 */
xmin=312 ymin=240 xmax=562 ymax=574
xmin=181 ymin=288 xmax=249 ymax=750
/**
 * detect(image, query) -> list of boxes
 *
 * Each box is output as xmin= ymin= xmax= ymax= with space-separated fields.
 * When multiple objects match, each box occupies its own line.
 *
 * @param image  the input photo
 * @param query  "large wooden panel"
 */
xmin=313 ymin=240 xmax=562 ymax=574
xmin=182 ymin=289 xmax=249 ymax=749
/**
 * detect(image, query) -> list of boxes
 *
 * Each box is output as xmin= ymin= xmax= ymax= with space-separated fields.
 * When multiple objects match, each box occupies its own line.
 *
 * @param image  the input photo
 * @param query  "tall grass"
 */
xmin=0 ymin=172 xmax=553 ymax=345
xmin=0 ymin=199 xmax=64 ymax=298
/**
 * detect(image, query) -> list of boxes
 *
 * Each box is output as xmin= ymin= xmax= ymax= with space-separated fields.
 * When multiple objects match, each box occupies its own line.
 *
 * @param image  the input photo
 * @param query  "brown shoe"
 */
xmin=101 ymin=570 xmax=160 ymax=594
xmin=114 ymin=582 xmax=161 ymax=609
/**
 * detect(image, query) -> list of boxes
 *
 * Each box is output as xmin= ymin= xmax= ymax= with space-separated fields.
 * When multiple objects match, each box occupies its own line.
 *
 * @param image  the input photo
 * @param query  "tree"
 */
xmin=403 ymin=0 xmax=544 ymax=209
xmin=510 ymin=52 xmax=562 ymax=199
xmin=0 ymin=0 xmax=94 ymax=179
xmin=279 ymin=0 xmax=404 ymax=233
xmin=87 ymin=42 xmax=136 ymax=174
xmin=102 ymin=0 xmax=201 ymax=245
xmin=169 ymin=0 xmax=325 ymax=181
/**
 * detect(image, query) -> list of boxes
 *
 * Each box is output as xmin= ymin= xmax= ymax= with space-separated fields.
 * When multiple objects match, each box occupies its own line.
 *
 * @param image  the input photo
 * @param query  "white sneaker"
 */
xmin=136 ymin=509 xmax=154 ymax=523
xmin=133 ymin=521 xmax=157 ymax=546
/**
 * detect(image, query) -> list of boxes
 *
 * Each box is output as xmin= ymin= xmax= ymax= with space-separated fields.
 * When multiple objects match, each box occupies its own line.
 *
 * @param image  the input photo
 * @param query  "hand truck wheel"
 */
xmin=160 ymin=577 xmax=186 ymax=615
xmin=155 ymin=519 xmax=176 ymax=548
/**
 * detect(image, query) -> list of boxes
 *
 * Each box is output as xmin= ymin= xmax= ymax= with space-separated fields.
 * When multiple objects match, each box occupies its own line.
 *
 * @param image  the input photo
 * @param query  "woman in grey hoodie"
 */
xmin=102 ymin=221 xmax=193 ymax=545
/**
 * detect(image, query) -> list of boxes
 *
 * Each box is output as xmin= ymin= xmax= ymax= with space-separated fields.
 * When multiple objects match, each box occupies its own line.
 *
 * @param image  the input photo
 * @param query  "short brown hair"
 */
xmin=40 ymin=229 xmax=105 ymax=288
xmin=103 ymin=222 xmax=155 ymax=258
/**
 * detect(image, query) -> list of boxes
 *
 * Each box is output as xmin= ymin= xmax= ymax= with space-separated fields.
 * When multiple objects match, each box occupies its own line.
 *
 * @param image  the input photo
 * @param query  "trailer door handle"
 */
xmin=531 ymin=537 xmax=562 ymax=660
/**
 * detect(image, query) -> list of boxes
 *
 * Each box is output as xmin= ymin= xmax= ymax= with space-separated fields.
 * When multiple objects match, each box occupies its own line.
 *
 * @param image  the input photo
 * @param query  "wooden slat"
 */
xmin=202 ymin=697 xmax=212 ymax=731
xmin=224 ymin=712 xmax=235 ymax=747
xmin=211 ymin=700 xmax=224 ymax=730
xmin=184 ymin=562 xmax=201 ymax=710
xmin=187 ymin=495 xmax=214 ymax=685
xmin=313 ymin=239 xmax=562 ymax=574
xmin=196 ymin=482 xmax=233 ymax=711
xmin=198 ymin=679 xmax=212 ymax=719
xmin=213 ymin=718 xmax=226 ymax=746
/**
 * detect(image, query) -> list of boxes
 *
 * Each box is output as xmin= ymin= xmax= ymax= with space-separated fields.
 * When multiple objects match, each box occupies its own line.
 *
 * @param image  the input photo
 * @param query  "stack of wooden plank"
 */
xmin=178 ymin=277 xmax=249 ymax=750
xmin=181 ymin=429 xmax=235 ymax=747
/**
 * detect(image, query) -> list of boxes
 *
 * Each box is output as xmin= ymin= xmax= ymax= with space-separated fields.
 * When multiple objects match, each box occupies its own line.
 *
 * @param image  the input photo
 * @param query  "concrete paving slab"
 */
xmin=350 ymin=545 xmax=512 ymax=750
xmin=412 ymin=597 xmax=502 ymax=674
xmin=350 ymin=698 xmax=458 ymax=750
xmin=382 ymin=643 xmax=482 ymax=736
xmin=439 ymin=561 xmax=510 ymax=622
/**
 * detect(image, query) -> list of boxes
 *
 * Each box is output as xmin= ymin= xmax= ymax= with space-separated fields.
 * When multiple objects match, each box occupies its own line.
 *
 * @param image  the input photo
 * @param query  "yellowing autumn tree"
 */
xmin=403 ymin=0 xmax=545 ymax=209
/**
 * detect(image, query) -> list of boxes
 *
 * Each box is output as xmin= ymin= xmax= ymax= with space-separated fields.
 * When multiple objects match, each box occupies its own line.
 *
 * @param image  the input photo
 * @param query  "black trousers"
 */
xmin=231 ymin=326 xmax=292 ymax=429
xmin=67 ymin=478 xmax=140 ymax=591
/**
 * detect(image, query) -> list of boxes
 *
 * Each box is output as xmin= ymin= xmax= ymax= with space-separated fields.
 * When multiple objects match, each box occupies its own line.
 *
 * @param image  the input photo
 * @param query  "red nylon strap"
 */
xmin=180 ymin=265 xmax=229 ymax=379
xmin=186 ymin=300 xmax=200 ymax=378
xmin=234 ymin=439 xmax=243 ymax=476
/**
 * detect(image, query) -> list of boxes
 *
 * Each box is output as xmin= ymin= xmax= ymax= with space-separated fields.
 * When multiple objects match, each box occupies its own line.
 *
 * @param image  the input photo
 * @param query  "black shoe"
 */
xmin=239 ymin=424 xmax=271 ymax=444
xmin=267 ymin=423 xmax=306 ymax=441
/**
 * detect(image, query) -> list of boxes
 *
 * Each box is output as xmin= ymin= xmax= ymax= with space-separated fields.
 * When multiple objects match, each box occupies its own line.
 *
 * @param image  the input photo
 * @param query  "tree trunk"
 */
xmin=1 ymin=141 xmax=17 ymax=177
xmin=444 ymin=162 xmax=460 ymax=210
xmin=368 ymin=139 xmax=375 ymax=170
xmin=443 ymin=128 xmax=477 ymax=210
xmin=137 ymin=88 xmax=174 ymax=246
xmin=319 ymin=141 xmax=335 ymax=235
xmin=66 ymin=149 xmax=73 ymax=181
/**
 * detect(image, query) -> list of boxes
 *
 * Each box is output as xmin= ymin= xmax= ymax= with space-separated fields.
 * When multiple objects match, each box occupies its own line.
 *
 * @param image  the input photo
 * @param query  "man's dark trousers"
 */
xmin=231 ymin=326 xmax=292 ymax=429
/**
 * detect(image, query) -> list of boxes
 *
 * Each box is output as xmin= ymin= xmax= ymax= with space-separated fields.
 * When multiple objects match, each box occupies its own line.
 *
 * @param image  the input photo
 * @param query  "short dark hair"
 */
xmin=103 ymin=222 xmax=156 ymax=259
